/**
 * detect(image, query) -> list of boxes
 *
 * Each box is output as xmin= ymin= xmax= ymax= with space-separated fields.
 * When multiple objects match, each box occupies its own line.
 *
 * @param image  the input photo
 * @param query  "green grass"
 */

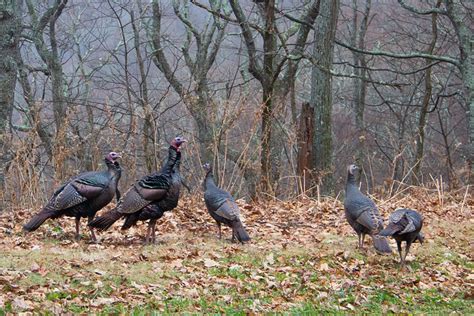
xmin=0 ymin=227 xmax=472 ymax=314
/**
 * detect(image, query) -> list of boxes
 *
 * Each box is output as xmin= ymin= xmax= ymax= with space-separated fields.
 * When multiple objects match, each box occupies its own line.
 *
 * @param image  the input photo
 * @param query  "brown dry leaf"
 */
xmin=12 ymin=297 xmax=31 ymax=310
xmin=91 ymin=297 xmax=117 ymax=307
xmin=30 ymin=262 xmax=40 ymax=272
xmin=320 ymin=263 xmax=329 ymax=272
xmin=170 ymin=259 xmax=183 ymax=268
xmin=203 ymin=258 xmax=220 ymax=268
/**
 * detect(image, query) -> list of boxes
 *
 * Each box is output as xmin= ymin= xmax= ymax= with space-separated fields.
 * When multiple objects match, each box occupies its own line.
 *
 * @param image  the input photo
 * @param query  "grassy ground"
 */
xmin=0 ymin=189 xmax=472 ymax=314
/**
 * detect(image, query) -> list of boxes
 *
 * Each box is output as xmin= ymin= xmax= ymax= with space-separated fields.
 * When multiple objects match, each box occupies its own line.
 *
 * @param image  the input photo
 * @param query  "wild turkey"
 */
xmin=344 ymin=164 xmax=391 ymax=253
xmin=379 ymin=208 xmax=424 ymax=267
xmin=120 ymin=151 xmax=189 ymax=244
xmin=203 ymin=163 xmax=250 ymax=243
xmin=88 ymin=137 xmax=186 ymax=235
xmin=23 ymin=152 xmax=122 ymax=242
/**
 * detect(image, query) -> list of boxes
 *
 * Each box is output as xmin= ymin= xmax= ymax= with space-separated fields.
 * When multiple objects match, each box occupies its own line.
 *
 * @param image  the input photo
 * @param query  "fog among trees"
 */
xmin=0 ymin=0 xmax=472 ymax=208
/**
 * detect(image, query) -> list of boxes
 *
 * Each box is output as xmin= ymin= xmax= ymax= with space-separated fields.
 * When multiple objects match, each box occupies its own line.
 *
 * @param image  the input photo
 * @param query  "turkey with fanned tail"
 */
xmin=379 ymin=208 xmax=424 ymax=267
xmin=23 ymin=152 xmax=122 ymax=242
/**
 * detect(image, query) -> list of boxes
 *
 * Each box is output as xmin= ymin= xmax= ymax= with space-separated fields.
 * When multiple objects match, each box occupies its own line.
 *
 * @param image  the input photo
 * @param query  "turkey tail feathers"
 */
xmin=88 ymin=209 xmax=122 ymax=231
xmin=233 ymin=221 xmax=250 ymax=243
xmin=372 ymin=235 xmax=392 ymax=254
xmin=121 ymin=213 xmax=140 ymax=230
xmin=23 ymin=207 xmax=58 ymax=232
xmin=379 ymin=224 xmax=399 ymax=237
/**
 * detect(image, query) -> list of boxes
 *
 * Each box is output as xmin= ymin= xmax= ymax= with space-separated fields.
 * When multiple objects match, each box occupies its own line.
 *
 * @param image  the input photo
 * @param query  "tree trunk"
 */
xmin=229 ymin=0 xmax=321 ymax=197
xmin=309 ymin=0 xmax=339 ymax=195
xmin=0 ymin=0 xmax=20 ymax=205
xmin=131 ymin=10 xmax=156 ymax=173
xmin=351 ymin=0 xmax=370 ymax=183
xmin=445 ymin=0 xmax=474 ymax=183
xmin=192 ymin=98 xmax=215 ymax=165
xmin=463 ymin=60 xmax=474 ymax=184
xmin=296 ymin=102 xmax=314 ymax=193
xmin=412 ymin=1 xmax=440 ymax=184
xmin=150 ymin=0 xmax=226 ymax=168
xmin=260 ymin=0 xmax=278 ymax=196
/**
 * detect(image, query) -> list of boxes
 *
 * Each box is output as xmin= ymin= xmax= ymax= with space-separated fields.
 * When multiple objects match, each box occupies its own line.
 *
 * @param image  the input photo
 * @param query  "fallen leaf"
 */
xmin=204 ymin=258 xmax=220 ymax=268
xmin=12 ymin=297 xmax=30 ymax=310
xmin=30 ymin=262 xmax=40 ymax=272
xmin=91 ymin=297 xmax=117 ymax=307
xmin=320 ymin=263 xmax=329 ymax=271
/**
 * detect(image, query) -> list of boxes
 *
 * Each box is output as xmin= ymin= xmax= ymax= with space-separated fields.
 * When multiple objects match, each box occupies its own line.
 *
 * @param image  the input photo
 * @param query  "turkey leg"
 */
xmin=402 ymin=241 xmax=412 ymax=267
xmin=74 ymin=217 xmax=81 ymax=241
xmin=396 ymin=240 xmax=404 ymax=266
xmin=358 ymin=233 xmax=366 ymax=249
xmin=151 ymin=219 xmax=157 ymax=244
xmin=88 ymin=216 xmax=97 ymax=243
xmin=145 ymin=224 xmax=152 ymax=244
xmin=216 ymin=222 xmax=222 ymax=239
xmin=145 ymin=219 xmax=157 ymax=244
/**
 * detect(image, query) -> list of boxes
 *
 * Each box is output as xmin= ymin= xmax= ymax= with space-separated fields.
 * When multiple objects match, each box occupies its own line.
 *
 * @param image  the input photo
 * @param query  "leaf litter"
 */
xmin=0 ymin=188 xmax=472 ymax=313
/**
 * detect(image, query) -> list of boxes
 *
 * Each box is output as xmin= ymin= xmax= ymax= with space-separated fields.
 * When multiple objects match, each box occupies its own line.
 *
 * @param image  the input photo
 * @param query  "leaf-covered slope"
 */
xmin=0 ymin=188 xmax=472 ymax=313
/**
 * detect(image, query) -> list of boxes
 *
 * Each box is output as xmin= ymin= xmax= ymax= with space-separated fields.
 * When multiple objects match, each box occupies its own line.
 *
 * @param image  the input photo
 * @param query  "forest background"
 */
xmin=0 ymin=0 xmax=472 ymax=207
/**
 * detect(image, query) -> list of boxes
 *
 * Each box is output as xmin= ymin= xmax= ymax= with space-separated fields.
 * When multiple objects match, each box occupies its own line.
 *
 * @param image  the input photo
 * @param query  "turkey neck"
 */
xmin=203 ymin=169 xmax=215 ymax=190
xmin=346 ymin=171 xmax=358 ymax=192
xmin=173 ymin=155 xmax=182 ymax=177
xmin=160 ymin=146 xmax=180 ymax=174
xmin=105 ymin=159 xmax=121 ymax=181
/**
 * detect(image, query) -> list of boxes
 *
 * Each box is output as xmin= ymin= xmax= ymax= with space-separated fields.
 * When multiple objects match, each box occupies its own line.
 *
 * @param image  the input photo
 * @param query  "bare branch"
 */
xmin=173 ymin=0 xmax=202 ymax=46
xmin=273 ymin=2 xmax=459 ymax=67
xmin=279 ymin=0 xmax=321 ymax=92
xmin=150 ymin=0 xmax=185 ymax=97
xmin=335 ymin=39 xmax=460 ymax=67
xmin=398 ymin=0 xmax=447 ymax=15
xmin=190 ymin=0 xmax=263 ymax=32
xmin=229 ymin=0 xmax=263 ymax=83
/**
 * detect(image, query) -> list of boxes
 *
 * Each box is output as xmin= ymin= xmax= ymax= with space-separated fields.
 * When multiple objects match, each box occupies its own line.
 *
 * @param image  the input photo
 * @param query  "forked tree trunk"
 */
xmin=229 ymin=0 xmax=321 ymax=197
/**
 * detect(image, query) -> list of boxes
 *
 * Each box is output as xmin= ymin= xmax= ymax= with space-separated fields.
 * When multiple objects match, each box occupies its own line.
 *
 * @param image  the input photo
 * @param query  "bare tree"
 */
xmin=337 ymin=0 xmax=473 ymax=183
xmin=412 ymin=0 xmax=441 ymax=184
xmin=229 ymin=0 xmax=321 ymax=195
xmin=25 ymin=0 xmax=68 ymax=132
xmin=0 ymin=0 xmax=21 ymax=203
xmin=150 ymin=0 xmax=229 ymax=163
